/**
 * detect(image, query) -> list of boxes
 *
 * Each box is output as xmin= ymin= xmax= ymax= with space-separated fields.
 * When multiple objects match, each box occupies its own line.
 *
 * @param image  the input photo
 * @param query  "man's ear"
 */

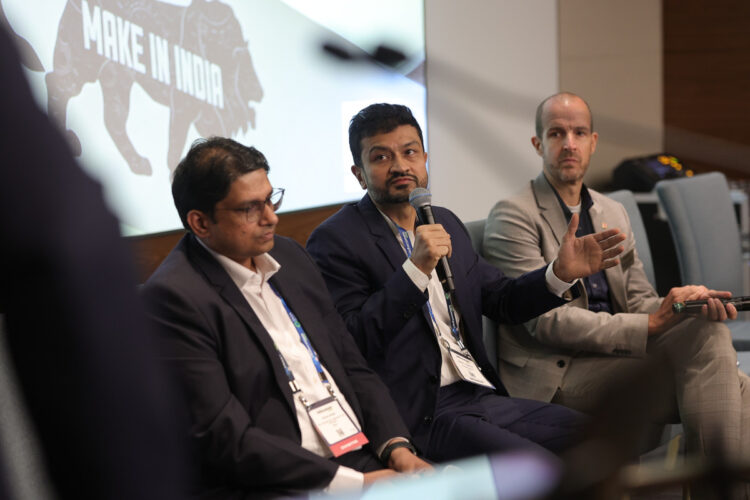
xmin=590 ymin=131 xmax=599 ymax=155
xmin=186 ymin=210 xmax=211 ymax=238
xmin=531 ymin=136 xmax=543 ymax=157
xmin=351 ymin=165 xmax=367 ymax=190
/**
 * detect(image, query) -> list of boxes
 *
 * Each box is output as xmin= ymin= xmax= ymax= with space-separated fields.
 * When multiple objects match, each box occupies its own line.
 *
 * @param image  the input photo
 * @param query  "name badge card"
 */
xmin=448 ymin=349 xmax=495 ymax=389
xmin=307 ymin=397 xmax=369 ymax=457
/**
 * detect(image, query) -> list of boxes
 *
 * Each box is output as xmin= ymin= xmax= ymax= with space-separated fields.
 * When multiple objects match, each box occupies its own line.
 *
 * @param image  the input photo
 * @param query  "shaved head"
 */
xmin=535 ymin=92 xmax=593 ymax=138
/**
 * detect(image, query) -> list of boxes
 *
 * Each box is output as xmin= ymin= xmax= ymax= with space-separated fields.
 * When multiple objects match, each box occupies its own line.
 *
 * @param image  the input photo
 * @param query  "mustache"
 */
xmin=387 ymin=173 xmax=419 ymax=185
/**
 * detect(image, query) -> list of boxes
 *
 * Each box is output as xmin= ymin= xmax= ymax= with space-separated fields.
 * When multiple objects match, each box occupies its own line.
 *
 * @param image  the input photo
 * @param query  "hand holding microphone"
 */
xmin=408 ymin=188 xmax=455 ymax=292
xmin=650 ymin=286 xmax=735 ymax=335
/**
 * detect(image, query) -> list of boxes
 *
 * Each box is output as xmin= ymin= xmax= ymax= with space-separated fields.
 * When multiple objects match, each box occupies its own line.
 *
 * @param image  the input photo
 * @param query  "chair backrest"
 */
xmin=462 ymin=219 xmax=498 ymax=370
xmin=464 ymin=219 xmax=486 ymax=257
xmin=606 ymin=189 xmax=657 ymax=289
xmin=655 ymin=172 xmax=743 ymax=295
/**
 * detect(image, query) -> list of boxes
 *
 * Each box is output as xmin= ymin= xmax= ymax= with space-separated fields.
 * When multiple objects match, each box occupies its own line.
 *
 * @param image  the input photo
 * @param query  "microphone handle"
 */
xmin=416 ymin=205 xmax=455 ymax=293
xmin=672 ymin=296 xmax=750 ymax=313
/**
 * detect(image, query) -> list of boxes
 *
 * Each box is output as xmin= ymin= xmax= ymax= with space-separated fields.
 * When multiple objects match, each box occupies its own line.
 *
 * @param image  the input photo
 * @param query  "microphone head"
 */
xmin=409 ymin=187 xmax=432 ymax=209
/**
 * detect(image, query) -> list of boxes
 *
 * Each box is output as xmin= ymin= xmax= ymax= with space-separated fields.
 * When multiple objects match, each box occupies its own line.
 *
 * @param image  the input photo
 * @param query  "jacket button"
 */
xmin=423 ymin=415 xmax=433 ymax=424
xmin=429 ymin=375 xmax=438 ymax=383
xmin=557 ymin=359 xmax=566 ymax=368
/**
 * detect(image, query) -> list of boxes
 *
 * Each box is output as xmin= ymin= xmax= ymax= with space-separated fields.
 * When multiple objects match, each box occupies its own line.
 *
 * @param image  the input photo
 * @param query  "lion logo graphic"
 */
xmin=46 ymin=0 xmax=263 ymax=175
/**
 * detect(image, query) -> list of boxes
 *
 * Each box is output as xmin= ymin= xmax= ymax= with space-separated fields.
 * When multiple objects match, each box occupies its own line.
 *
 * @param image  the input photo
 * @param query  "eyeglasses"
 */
xmin=215 ymin=187 xmax=285 ymax=223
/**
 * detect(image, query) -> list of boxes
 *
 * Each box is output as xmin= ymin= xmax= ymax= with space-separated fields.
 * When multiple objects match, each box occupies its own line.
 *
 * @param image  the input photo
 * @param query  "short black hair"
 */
xmin=348 ymin=103 xmax=424 ymax=167
xmin=171 ymin=137 xmax=269 ymax=231
xmin=535 ymin=92 xmax=594 ymax=138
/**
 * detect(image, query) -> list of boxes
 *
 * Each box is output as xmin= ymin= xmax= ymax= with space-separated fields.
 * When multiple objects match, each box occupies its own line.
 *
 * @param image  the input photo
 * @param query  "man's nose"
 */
xmin=259 ymin=200 xmax=279 ymax=225
xmin=391 ymin=155 xmax=408 ymax=172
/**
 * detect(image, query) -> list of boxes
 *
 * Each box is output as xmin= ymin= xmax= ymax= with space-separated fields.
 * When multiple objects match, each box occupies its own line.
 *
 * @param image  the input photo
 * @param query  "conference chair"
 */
xmin=606 ymin=190 xmax=657 ymax=289
xmin=464 ymin=219 xmax=498 ymax=369
xmin=655 ymin=173 xmax=750 ymax=357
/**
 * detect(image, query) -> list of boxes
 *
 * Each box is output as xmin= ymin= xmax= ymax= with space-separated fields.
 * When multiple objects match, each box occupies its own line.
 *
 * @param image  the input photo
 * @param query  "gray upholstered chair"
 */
xmin=464 ymin=219 xmax=486 ymax=257
xmin=606 ymin=190 xmax=657 ymax=289
xmin=463 ymin=219 xmax=498 ymax=369
xmin=655 ymin=172 xmax=750 ymax=353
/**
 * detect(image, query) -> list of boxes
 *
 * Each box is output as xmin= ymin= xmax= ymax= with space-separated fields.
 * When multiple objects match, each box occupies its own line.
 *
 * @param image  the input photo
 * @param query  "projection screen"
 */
xmin=2 ymin=0 xmax=426 ymax=235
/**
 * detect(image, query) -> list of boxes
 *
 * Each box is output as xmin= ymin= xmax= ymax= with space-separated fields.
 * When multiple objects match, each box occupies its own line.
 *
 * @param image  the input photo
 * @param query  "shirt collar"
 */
xmin=195 ymin=237 xmax=280 ymax=289
xmin=377 ymin=208 xmax=413 ymax=240
xmin=545 ymin=176 xmax=594 ymax=217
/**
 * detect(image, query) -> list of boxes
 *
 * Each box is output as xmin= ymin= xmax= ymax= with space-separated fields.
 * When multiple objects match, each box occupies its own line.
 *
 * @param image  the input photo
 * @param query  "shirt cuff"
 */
xmin=324 ymin=466 xmax=364 ymax=494
xmin=402 ymin=259 xmax=430 ymax=291
xmin=545 ymin=260 xmax=577 ymax=297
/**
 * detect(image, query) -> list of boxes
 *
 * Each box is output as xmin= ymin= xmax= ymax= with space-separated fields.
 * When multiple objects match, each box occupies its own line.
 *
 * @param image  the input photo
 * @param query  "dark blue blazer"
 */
xmin=306 ymin=194 xmax=568 ymax=449
xmin=142 ymin=234 xmax=409 ymax=499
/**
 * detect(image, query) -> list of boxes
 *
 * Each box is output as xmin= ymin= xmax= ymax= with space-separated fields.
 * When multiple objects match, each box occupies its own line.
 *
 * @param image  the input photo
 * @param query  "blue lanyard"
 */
xmin=397 ymin=227 xmax=466 ymax=351
xmin=270 ymin=285 xmax=334 ymax=399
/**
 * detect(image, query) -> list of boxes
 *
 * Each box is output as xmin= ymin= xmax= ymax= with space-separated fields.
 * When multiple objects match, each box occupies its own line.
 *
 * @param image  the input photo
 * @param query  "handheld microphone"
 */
xmin=408 ymin=188 xmax=455 ymax=292
xmin=672 ymin=296 xmax=750 ymax=313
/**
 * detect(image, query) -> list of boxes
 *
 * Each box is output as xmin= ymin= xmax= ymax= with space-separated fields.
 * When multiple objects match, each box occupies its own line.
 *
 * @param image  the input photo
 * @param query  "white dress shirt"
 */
xmin=200 ymin=243 xmax=364 ymax=493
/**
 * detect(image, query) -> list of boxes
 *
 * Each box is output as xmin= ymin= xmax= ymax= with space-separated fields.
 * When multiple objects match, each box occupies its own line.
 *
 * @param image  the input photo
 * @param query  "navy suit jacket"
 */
xmin=306 ymin=194 xmax=569 ymax=450
xmin=142 ymin=234 xmax=409 ymax=499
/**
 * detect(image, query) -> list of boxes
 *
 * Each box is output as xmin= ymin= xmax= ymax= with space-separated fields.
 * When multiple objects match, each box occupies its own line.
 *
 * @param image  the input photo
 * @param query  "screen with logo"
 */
xmin=2 ymin=0 xmax=426 ymax=235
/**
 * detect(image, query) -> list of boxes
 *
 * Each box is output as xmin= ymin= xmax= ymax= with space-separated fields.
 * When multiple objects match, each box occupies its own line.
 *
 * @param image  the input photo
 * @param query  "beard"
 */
xmin=548 ymin=157 xmax=586 ymax=184
xmin=368 ymin=173 xmax=428 ymax=205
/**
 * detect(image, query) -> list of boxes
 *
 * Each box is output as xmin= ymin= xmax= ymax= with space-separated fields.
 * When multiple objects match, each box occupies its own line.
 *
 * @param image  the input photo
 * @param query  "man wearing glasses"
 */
xmin=142 ymin=137 xmax=429 ymax=499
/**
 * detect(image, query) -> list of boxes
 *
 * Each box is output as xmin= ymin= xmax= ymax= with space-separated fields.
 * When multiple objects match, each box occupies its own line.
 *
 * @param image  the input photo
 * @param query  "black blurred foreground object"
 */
xmin=322 ymin=41 xmax=407 ymax=68
xmin=0 ymin=24 xmax=187 ymax=500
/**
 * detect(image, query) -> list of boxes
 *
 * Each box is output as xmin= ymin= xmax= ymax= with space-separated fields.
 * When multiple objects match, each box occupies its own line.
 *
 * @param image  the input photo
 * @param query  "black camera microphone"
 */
xmin=408 ymin=188 xmax=455 ymax=293
xmin=672 ymin=296 xmax=750 ymax=313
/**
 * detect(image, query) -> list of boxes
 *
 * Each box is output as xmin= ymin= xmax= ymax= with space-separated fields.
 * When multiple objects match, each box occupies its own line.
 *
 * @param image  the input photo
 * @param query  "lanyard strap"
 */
xmin=270 ymin=285 xmax=334 ymax=400
xmin=397 ymin=227 xmax=466 ymax=351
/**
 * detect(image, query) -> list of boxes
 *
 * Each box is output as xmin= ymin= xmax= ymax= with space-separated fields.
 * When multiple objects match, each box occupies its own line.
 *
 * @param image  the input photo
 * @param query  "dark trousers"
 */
xmin=425 ymin=381 xmax=586 ymax=463
xmin=331 ymin=446 xmax=384 ymax=472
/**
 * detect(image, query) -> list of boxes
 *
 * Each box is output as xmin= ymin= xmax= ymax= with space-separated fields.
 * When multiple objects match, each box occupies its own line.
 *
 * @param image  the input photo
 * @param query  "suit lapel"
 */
xmin=185 ymin=235 xmax=297 ymax=412
xmin=531 ymin=174 xmax=589 ymax=304
xmin=358 ymin=195 xmax=436 ymax=337
xmin=532 ymin=173 xmax=569 ymax=247
xmin=531 ymin=178 xmax=629 ymax=313
xmin=358 ymin=195 xmax=411 ymax=272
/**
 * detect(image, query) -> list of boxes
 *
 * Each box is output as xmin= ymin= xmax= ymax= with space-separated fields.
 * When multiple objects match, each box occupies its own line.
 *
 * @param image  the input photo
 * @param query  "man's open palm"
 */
xmin=553 ymin=213 xmax=626 ymax=283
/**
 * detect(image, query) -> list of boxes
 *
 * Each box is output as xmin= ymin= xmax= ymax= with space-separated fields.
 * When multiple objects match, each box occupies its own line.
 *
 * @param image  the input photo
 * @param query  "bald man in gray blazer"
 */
xmin=483 ymin=92 xmax=750 ymax=470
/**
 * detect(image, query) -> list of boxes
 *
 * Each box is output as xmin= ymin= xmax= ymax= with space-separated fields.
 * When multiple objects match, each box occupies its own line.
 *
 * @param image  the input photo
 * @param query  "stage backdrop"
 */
xmin=2 ymin=0 xmax=425 ymax=235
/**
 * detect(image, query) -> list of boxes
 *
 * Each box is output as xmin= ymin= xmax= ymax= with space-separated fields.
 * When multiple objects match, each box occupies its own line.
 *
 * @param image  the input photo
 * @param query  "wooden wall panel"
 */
xmin=663 ymin=0 xmax=750 ymax=178
xmin=126 ymin=203 xmax=344 ymax=283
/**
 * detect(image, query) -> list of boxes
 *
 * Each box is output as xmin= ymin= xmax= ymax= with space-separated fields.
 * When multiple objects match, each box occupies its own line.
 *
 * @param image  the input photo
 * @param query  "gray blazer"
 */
xmin=482 ymin=173 xmax=662 ymax=401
